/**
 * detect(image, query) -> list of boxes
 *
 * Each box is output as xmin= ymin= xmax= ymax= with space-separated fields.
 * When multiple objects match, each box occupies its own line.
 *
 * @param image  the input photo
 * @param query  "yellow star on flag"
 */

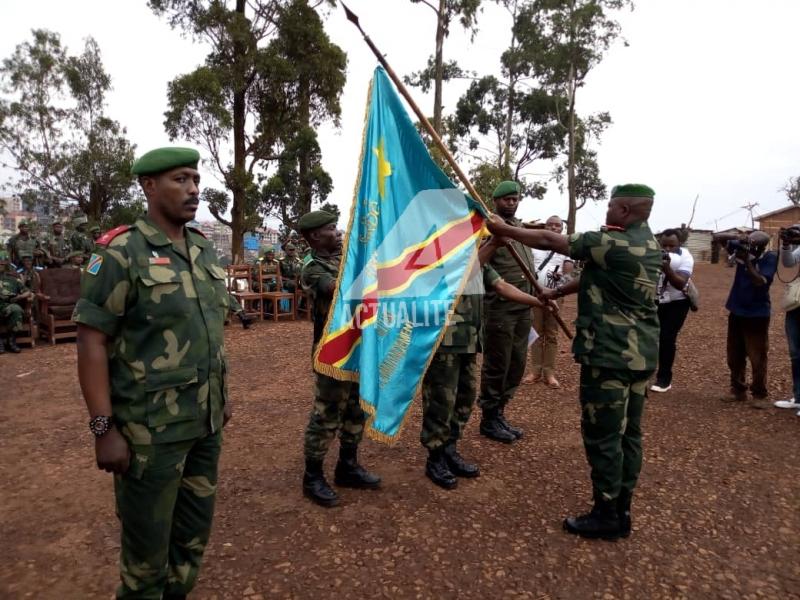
xmin=373 ymin=138 xmax=393 ymax=199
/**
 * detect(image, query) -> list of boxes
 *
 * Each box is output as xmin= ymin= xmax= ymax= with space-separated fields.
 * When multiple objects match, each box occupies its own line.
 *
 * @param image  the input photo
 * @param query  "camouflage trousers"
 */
xmin=420 ymin=351 xmax=478 ymax=450
xmin=579 ymin=366 xmax=652 ymax=501
xmin=114 ymin=430 xmax=222 ymax=599
xmin=478 ymin=310 xmax=531 ymax=412
xmin=0 ymin=302 xmax=24 ymax=331
xmin=304 ymin=372 xmax=366 ymax=460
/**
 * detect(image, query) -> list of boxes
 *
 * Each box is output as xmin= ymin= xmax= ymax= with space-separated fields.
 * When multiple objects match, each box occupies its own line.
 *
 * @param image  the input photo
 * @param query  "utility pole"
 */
xmin=741 ymin=202 xmax=759 ymax=229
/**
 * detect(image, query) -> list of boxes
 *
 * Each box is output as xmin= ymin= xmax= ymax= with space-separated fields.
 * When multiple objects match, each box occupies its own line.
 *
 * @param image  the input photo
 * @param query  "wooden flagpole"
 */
xmin=341 ymin=1 xmax=572 ymax=339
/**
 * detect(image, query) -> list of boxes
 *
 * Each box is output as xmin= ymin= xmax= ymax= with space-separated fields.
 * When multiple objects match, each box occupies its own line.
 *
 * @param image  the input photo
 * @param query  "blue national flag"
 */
xmin=313 ymin=67 xmax=486 ymax=441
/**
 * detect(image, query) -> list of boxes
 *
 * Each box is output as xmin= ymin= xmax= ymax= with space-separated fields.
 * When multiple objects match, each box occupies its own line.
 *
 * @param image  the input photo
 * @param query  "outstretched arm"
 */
xmin=486 ymin=215 xmax=569 ymax=255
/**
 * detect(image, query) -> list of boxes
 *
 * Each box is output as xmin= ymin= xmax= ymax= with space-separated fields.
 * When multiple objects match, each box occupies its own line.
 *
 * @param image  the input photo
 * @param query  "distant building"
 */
xmin=712 ymin=226 xmax=754 ymax=264
xmin=684 ymin=228 xmax=714 ymax=263
xmin=0 ymin=196 xmax=38 ymax=244
xmin=755 ymin=204 xmax=800 ymax=249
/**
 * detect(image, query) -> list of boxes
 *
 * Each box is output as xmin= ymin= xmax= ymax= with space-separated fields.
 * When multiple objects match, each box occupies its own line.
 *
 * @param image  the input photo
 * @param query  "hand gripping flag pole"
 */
xmin=340 ymin=1 xmax=573 ymax=339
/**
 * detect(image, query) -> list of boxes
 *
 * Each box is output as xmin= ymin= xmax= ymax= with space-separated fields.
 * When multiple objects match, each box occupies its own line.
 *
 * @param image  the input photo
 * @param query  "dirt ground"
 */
xmin=1 ymin=262 xmax=799 ymax=599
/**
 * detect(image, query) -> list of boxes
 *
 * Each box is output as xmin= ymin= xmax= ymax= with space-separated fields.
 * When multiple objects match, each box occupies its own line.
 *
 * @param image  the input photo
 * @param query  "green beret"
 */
xmin=610 ymin=184 xmax=655 ymax=199
xmin=284 ymin=242 xmax=296 ymax=250
xmin=492 ymin=180 xmax=521 ymax=199
xmin=297 ymin=210 xmax=337 ymax=232
xmin=89 ymin=225 xmax=101 ymax=233
xmin=19 ymin=252 xmax=33 ymax=259
xmin=18 ymin=219 xmax=29 ymax=227
xmin=131 ymin=147 xmax=200 ymax=176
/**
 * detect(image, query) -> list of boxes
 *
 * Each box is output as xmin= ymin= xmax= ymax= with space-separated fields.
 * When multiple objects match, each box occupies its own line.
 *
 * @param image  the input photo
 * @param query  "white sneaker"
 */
xmin=774 ymin=398 xmax=799 ymax=409
xmin=650 ymin=384 xmax=672 ymax=393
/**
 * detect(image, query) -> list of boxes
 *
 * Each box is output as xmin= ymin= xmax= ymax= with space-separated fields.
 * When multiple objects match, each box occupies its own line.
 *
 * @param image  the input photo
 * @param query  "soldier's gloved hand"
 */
xmin=237 ymin=310 xmax=254 ymax=329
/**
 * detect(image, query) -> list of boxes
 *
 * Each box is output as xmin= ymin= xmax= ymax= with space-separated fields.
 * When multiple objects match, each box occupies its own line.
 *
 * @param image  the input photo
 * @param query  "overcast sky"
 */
xmin=2 ymin=0 xmax=799 ymax=233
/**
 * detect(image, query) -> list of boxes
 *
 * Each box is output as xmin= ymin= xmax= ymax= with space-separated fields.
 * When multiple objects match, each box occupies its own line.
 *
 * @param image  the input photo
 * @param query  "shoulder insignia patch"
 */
xmin=86 ymin=253 xmax=103 ymax=276
xmin=96 ymin=225 xmax=133 ymax=247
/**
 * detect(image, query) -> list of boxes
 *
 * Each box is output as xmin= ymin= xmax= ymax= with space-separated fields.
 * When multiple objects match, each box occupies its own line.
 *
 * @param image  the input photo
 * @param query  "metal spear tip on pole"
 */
xmin=340 ymin=1 xmax=360 ymax=26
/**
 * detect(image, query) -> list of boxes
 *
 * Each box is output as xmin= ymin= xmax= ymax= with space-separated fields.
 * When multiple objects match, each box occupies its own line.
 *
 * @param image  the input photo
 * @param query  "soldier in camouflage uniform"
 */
xmin=6 ymin=220 xmax=44 ymax=268
xmin=422 ymin=237 xmax=548 ymax=489
xmin=478 ymin=181 xmax=536 ymax=443
xmin=278 ymin=242 xmax=303 ymax=292
xmin=44 ymin=221 xmax=72 ymax=267
xmin=0 ymin=250 xmax=32 ymax=353
xmin=253 ymin=247 xmax=279 ymax=292
xmin=90 ymin=225 xmax=102 ymax=250
xmin=65 ymin=250 xmax=87 ymax=270
xmin=488 ymin=183 xmax=660 ymax=541
xmin=16 ymin=253 xmax=43 ymax=294
xmin=298 ymin=210 xmax=381 ymax=507
xmin=70 ymin=215 xmax=94 ymax=260
xmin=74 ymin=147 xmax=232 ymax=598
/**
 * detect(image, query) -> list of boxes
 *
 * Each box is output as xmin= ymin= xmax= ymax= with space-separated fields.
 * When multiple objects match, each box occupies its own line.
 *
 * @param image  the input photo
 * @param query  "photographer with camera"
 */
xmin=713 ymin=230 xmax=778 ymax=407
xmin=774 ymin=224 xmax=800 ymax=415
xmin=651 ymin=229 xmax=695 ymax=393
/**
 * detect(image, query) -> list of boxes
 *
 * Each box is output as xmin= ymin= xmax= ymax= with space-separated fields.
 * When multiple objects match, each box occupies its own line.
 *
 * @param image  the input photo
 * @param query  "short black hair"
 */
xmin=661 ymin=228 xmax=680 ymax=239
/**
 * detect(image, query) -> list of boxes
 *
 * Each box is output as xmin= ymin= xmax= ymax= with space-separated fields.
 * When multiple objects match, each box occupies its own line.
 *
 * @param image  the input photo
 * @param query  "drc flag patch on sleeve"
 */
xmin=86 ymin=253 xmax=103 ymax=275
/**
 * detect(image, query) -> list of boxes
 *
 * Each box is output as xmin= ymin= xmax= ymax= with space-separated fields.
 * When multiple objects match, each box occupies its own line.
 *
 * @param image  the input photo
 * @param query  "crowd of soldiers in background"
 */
xmin=0 ymin=214 xmax=101 ymax=353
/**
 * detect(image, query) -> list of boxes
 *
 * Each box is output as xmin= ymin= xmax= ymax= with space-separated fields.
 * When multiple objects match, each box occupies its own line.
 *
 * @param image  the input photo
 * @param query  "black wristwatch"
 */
xmin=89 ymin=415 xmax=114 ymax=438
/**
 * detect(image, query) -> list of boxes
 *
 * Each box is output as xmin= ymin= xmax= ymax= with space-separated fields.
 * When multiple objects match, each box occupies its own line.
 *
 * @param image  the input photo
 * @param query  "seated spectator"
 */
xmin=774 ymin=224 xmax=800 ymax=415
xmin=712 ymin=231 xmax=777 ymax=408
xmin=651 ymin=229 xmax=694 ymax=393
xmin=0 ymin=250 xmax=34 ymax=354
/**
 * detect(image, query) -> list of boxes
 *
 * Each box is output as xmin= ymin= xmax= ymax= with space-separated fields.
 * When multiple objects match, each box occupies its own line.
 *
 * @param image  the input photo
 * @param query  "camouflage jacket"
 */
xmin=568 ymin=220 xmax=661 ymax=371
xmin=300 ymin=250 xmax=339 ymax=347
xmin=69 ymin=230 xmax=94 ymax=256
xmin=44 ymin=232 xmax=71 ymax=263
xmin=73 ymin=216 xmax=230 ymax=445
xmin=0 ymin=272 xmax=26 ymax=307
xmin=439 ymin=265 xmax=501 ymax=354
xmin=7 ymin=234 xmax=43 ymax=266
xmin=483 ymin=217 xmax=535 ymax=315
xmin=279 ymin=256 xmax=303 ymax=282
xmin=16 ymin=267 xmax=42 ymax=294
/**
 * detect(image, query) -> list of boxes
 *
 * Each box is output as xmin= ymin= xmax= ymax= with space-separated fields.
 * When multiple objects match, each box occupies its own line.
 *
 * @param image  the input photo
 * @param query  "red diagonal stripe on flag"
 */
xmin=316 ymin=211 xmax=483 ymax=368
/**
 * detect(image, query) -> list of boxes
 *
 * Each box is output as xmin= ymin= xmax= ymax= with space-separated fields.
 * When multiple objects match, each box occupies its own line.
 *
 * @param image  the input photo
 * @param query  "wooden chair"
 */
xmin=258 ymin=265 xmax=295 ymax=322
xmin=226 ymin=265 xmax=262 ymax=323
xmin=37 ymin=268 xmax=81 ymax=344
xmin=294 ymin=283 xmax=311 ymax=320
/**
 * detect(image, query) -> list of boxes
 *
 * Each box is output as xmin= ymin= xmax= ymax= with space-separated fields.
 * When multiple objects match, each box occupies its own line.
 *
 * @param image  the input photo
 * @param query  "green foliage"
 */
xmin=151 ymin=0 xmax=345 ymax=258
xmin=515 ymin=0 xmax=631 ymax=230
xmin=0 ymin=30 xmax=137 ymax=222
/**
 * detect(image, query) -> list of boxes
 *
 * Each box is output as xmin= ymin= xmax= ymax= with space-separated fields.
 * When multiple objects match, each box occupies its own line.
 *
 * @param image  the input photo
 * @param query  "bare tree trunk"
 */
xmin=432 ymin=0 xmax=446 ymax=135
xmin=298 ymin=75 xmax=312 ymax=217
xmin=230 ymin=0 xmax=247 ymax=262
xmin=566 ymin=68 xmax=577 ymax=234
xmin=502 ymin=1 xmax=518 ymax=176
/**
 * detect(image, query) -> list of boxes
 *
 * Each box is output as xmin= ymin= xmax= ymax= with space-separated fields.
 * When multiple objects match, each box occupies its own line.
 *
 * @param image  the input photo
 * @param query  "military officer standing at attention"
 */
xmin=44 ymin=220 xmax=71 ymax=267
xmin=487 ymin=184 xmax=660 ymax=541
xmin=478 ymin=181 xmax=536 ymax=443
xmin=279 ymin=242 xmax=303 ymax=292
xmin=70 ymin=214 xmax=94 ymax=259
xmin=7 ymin=220 xmax=44 ymax=267
xmin=298 ymin=210 xmax=381 ymax=507
xmin=74 ymin=147 xmax=233 ymax=598
xmin=422 ymin=237 xmax=548 ymax=488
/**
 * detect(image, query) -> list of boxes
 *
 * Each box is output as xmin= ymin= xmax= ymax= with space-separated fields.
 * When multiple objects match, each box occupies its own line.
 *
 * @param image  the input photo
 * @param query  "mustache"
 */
xmin=184 ymin=198 xmax=199 ymax=207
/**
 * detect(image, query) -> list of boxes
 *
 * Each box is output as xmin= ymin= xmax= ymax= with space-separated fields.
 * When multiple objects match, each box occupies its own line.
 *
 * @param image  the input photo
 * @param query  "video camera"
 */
xmin=727 ymin=239 xmax=751 ymax=254
xmin=779 ymin=226 xmax=800 ymax=245
xmin=661 ymin=249 xmax=671 ymax=262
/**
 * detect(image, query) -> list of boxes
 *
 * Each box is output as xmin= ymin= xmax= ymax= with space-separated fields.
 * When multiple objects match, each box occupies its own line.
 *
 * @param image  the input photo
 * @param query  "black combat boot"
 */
xmin=0 ymin=336 xmax=5 ymax=354
xmin=563 ymin=497 xmax=621 ymax=540
xmin=443 ymin=442 xmax=480 ymax=478
xmin=425 ymin=446 xmax=457 ymax=489
xmin=479 ymin=409 xmax=516 ymax=443
xmin=497 ymin=408 xmax=523 ymax=439
xmin=302 ymin=458 xmax=339 ymax=507
xmin=334 ymin=444 xmax=381 ymax=489
xmin=6 ymin=334 xmax=21 ymax=354
xmin=617 ymin=489 xmax=632 ymax=538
